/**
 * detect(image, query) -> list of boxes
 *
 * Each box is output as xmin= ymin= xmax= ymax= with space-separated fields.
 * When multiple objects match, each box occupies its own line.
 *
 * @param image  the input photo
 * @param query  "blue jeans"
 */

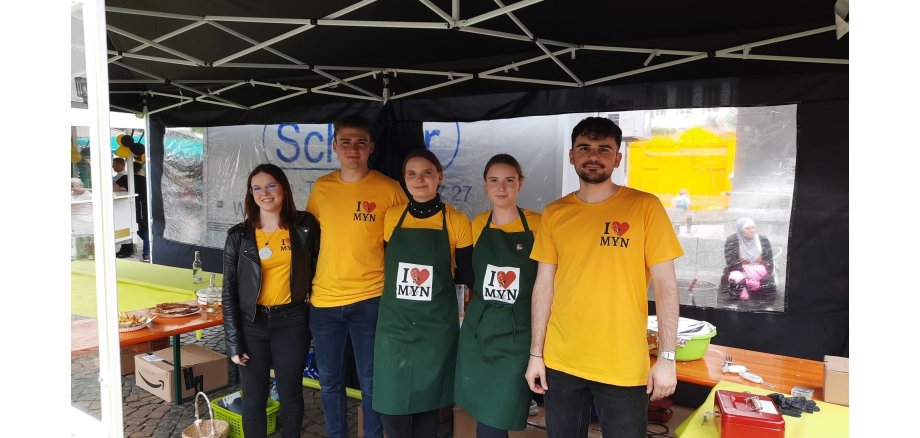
xmin=544 ymin=367 xmax=648 ymax=438
xmin=310 ymin=297 xmax=383 ymax=438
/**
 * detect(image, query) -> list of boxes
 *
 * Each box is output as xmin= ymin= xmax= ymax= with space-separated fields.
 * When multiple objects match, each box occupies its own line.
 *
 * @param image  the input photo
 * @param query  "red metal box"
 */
xmin=714 ymin=390 xmax=785 ymax=438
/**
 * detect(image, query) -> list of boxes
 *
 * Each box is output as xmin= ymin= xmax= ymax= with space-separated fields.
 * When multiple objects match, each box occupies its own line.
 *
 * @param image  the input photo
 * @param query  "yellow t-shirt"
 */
xmin=530 ymin=187 xmax=683 ymax=386
xmin=306 ymin=170 xmax=408 ymax=307
xmin=384 ymin=203 xmax=473 ymax=273
xmin=255 ymin=228 xmax=293 ymax=306
xmin=471 ymin=209 xmax=542 ymax=245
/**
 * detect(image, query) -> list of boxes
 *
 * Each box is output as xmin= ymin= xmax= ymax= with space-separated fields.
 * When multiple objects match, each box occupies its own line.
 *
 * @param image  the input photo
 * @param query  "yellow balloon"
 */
xmin=71 ymin=144 xmax=82 ymax=163
xmin=116 ymin=145 xmax=132 ymax=158
xmin=116 ymin=134 xmax=127 ymax=147
xmin=136 ymin=153 xmax=146 ymax=164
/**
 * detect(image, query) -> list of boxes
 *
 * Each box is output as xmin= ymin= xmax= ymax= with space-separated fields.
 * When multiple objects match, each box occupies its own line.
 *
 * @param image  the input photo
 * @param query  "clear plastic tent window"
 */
xmin=162 ymin=105 xmax=795 ymax=313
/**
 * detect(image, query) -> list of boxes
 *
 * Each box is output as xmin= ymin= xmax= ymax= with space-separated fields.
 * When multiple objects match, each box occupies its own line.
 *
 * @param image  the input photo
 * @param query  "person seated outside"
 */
xmin=671 ymin=189 xmax=692 ymax=233
xmin=718 ymin=217 xmax=776 ymax=308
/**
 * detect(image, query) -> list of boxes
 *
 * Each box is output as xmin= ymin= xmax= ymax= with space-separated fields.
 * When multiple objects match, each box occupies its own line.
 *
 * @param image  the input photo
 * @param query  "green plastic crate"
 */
xmin=210 ymin=391 xmax=280 ymax=438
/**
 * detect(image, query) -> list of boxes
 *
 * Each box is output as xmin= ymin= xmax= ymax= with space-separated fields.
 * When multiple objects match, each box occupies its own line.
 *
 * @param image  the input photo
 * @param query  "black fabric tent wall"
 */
xmin=147 ymin=70 xmax=847 ymax=362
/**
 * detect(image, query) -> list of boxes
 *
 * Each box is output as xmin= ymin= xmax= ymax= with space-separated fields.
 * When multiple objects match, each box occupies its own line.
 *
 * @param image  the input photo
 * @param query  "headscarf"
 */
xmin=736 ymin=217 xmax=762 ymax=262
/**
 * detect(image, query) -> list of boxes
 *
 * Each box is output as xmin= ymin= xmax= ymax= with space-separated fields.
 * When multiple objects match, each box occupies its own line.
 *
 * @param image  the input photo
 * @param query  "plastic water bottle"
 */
xmin=269 ymin=380 xmax=280 ymax=402
xmin=192 ymin=250 xmax=203 ymax=283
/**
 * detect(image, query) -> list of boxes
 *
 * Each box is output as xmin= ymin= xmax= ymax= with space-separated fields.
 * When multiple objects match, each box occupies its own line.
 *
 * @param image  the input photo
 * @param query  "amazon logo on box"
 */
xmin=134 ymin=344 xmax=228 ymax=403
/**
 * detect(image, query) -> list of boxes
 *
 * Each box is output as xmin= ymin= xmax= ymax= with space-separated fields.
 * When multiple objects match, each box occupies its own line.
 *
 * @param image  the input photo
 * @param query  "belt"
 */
xmin=256 ymin=301 xmax=305 ymax=314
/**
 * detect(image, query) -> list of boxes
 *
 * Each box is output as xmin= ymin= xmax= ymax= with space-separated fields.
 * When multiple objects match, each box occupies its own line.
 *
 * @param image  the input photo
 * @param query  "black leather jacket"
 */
xmin=221 ymin=211 xmax=320 ymax=357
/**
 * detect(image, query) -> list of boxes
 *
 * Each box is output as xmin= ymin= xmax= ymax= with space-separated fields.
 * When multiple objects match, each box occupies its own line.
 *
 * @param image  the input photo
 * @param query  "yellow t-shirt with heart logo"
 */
xmin=530 ymin=187 xmax=683 ymax=386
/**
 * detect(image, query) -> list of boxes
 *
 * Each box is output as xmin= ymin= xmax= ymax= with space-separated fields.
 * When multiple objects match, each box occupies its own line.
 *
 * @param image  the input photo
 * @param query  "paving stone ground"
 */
xmin=71 ymin=326 xmax=369 ymax=437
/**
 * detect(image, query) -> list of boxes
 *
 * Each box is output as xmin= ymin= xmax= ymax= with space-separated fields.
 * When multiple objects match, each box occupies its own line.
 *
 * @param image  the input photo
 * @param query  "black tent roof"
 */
xmin=98 ymin=0 xmax=848 ymax=124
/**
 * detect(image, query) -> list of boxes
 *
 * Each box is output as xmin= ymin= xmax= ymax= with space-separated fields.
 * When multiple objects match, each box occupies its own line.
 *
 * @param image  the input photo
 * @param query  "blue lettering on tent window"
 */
xmin=276 ymin=124 xmax=301 ymax=162
xmin=424 ymin=129 xmax=441 ymax=149
xmin=304 ymin=131 xmax=325 ymax=163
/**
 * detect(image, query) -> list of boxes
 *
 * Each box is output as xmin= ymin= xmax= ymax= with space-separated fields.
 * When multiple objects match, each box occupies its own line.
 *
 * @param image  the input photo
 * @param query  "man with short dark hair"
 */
xmin=306 ymin=115 xmax=407 ymax=438
xmin=525 ymin=117 xmax=683 ymax=438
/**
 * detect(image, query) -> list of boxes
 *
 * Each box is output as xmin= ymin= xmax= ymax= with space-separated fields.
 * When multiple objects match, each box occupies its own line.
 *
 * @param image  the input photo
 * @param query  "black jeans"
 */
xmin=476 ymin=421 xmax=509 ymax=438
xmin=379 ymin=409 xmax=439 ymax=438
xmin=239 ymin=303 xmax=310 ymax=438
xmin=544 ymin=367 xmax=648 ymax=438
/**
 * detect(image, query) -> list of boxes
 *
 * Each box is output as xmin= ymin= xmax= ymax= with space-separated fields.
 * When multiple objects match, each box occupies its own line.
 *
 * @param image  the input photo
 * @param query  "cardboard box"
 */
xmin=120 ymin=338 xmax=170 ymax=375
xmin=453 ymin=406 xmax=601 ymax=438
xmin=134 ymin=344 xmax=228 ymax=403
xmin=823 ymin=355 xmax=849 ymax=406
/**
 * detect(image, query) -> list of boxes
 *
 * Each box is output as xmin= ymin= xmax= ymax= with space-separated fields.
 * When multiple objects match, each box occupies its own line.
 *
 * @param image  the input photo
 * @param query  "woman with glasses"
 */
xmin=374 ymin=149 xmax=474 ymax=437
xmin=455 ymin=154 xmax=540 ymax=437
xmin=223 ymin=163 xmax=320 ymax=438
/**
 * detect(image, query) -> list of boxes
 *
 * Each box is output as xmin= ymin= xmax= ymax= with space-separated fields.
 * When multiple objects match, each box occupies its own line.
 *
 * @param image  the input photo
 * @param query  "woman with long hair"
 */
xmin=455 ymin=154 xmax=540 ymax=437
xmin=373 ymin=149 xmax=474 ymax=437
xmin=222 ymin=163 xmax=320 ymax=438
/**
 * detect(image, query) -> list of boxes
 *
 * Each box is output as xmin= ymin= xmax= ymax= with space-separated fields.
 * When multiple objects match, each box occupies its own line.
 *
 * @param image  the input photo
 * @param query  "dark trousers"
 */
xmin=379 ymin=409 xmax=439 ymax=438
xmin=544 ymin=368 xmax=648 ymax=438
xmin=239 ymin=304 xmax=310 ymax=438
xmin=476 ymin=421 xmax=509 ymax=438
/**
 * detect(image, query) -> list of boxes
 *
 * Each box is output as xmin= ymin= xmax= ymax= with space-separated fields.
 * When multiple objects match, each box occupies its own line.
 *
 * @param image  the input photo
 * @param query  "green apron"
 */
xmin=454 ymin=208 xmax=536 ymax=431
xmin=373 ymin=206 xmax=459 ymax=415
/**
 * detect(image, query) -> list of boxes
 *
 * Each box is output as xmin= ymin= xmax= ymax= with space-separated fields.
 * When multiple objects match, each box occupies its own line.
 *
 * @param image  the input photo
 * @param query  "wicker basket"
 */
xmin=182 ymin=392 xmax=230 ymax=438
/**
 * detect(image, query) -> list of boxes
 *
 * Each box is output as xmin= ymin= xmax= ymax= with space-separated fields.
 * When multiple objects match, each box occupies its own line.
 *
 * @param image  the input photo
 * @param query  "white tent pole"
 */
xmin=391 ymin=76 xmax=475 ymax=100
xmin=111 ymin=79 xmax=243 ymax=84
xmin=452 ymin=0 xmax=460 ymax=19
xmin=581 ymin=45 xmax=706 ymax=56
xmin=219 ymin=63 xmax=313 ymax=70
xmin=493 ymin=0 xmax=582 ymax=85
xmin=207 ymin=0 xmax=378 ymax=24
xmin=460 ymin=26 xmax=532 ymax=43
xmin=106 ymin=51 xmax=198 ymax=66
xmin=538 ymin=38 xmax=579 ymax=48
xmin=106 ymin=6 xmax=201 ymax=21
xmin=390 ymin=68 xmax=474 ymax=77
xmin=584 ymin=53 xmax=708 ymax=86
xmin=212 ymin=0 xmax=379 ymax=66
xmin=209 ymin=81 xmax=248 ymax=95
xmin=313 ymin=65 xmax=383 ymax=72
xmin=316 ymin=19 xmax=450 ymax=29
xmin=212 ymin=24 xmax=315 ymax=66
xmin=419 ymin=0 xmax=455 ymax=24
xmin=715 ymin=53 xmax=848 ymax=64
xmin=106 ymin=25 xmax=205 ymax=65
xmin=249 ymin=90 xmax=311 ymax=109
xmin=147 ymin=99 xmax=196 ymax=115
xmin=107 ymin=20 xmax=207 ymax=64
xmin=716 ymin=25 xmax=837 ymax=54
xmin=479 ymin=47 xmax=576 ymax=75
xmin=313 ymin=71 xmax=381 ymax=91
xmin=459 ymin=0 xmax=544 ymax=27
xmin=206 ymin=21 xmax=305 ymax=65
xmin=312 ymin=68 xmax=381 ymax=98
xmin=83 ymin=0 xmax=124 ymax=436
xmin=110 ymin=104 xmax=136 ymax=113
xmin=480 ymin=75 xmax=579 ymax=87
xmin=312 ymin=89 xmax=387 ymax=101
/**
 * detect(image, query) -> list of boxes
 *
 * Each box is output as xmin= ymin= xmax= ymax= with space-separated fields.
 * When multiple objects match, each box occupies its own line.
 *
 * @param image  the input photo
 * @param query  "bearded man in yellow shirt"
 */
xmin=525 ymin=117 xmax=683 ymax=438
xmin=306 ymin=115 xmax=407 ymax=438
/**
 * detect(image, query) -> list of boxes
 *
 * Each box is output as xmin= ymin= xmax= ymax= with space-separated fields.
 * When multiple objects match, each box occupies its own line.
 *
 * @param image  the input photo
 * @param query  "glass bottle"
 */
xmin=192 ymin=250 xmax=203 ymax=283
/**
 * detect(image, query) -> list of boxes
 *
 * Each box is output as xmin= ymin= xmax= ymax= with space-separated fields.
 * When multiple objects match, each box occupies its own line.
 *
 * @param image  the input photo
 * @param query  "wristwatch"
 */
xmin=659 ymin=351 xmax=676 ymax=361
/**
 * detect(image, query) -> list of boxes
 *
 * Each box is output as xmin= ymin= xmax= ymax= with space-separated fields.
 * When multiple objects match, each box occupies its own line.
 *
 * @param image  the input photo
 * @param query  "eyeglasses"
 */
xmin=250 ymin=183 xmax=279 ymax=195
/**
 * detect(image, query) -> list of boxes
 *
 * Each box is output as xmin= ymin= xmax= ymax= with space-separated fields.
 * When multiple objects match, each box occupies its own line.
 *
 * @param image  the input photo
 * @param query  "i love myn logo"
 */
xmin=395 ymin=262 xmax=434 ymax=301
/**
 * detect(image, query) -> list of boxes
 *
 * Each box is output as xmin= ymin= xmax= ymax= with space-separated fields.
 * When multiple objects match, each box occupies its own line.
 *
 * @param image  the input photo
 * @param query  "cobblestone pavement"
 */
xmin=71 ymin=327 xmax=364 ymax=437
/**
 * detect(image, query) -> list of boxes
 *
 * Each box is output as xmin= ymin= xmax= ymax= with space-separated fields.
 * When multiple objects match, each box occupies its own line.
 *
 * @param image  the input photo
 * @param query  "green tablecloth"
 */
xmin=675 ymin=380 xmax=849 ymax=437
xmin=71 ymin=259 xmax=223 ymax=317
